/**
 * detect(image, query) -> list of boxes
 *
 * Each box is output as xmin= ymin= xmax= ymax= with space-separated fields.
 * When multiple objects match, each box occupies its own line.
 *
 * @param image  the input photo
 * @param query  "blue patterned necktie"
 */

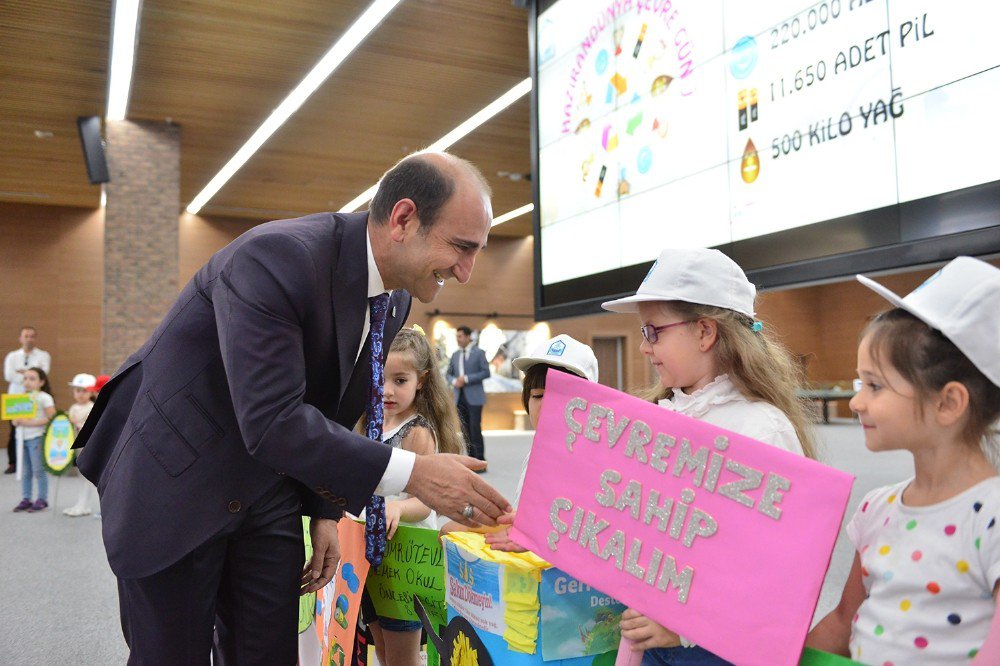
xmin=364 ymin=293 xmax=390 ymax=566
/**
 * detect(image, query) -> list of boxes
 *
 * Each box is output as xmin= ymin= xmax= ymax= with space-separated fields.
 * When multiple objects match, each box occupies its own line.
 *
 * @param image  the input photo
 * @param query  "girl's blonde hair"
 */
xmin=365 ymin=328 xmax=466 ymax=456
xmin=640 ymin=301 xmax=818 ymax=460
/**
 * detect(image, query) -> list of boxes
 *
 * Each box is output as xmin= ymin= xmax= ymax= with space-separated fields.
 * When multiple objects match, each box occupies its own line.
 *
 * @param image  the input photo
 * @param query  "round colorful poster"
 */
xmin=43 ymin=412 xmax=75 ymax=475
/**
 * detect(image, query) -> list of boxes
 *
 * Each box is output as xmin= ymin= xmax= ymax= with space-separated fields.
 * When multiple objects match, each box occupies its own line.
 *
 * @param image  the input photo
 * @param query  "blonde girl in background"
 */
xmin=601 ymin=247 xmax=817 ymax=665
xmin=807 ymin=257 xmax=1000 ymax=664
xmin=64 ymin=373 xmax=98 ymax=517
xmin=11 ymin=367 xmax=56 ymax=513
xmin=360 ymin=326 xmax=465 ymax=666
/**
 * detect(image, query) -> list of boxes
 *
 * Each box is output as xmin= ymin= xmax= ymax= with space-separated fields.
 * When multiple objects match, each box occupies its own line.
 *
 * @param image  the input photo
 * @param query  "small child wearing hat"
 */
xmin=508 ymin=334 xmax=600 ymax=507
xmin=444 ymin=335 xmax=600 ymax=551
xmin=807 ymin=257 xmax=1000 ymax=663
xmin=602 ymin=247 xmax=817 ymax=664
xmin=63 ymin=373 xmax=103 ymax=517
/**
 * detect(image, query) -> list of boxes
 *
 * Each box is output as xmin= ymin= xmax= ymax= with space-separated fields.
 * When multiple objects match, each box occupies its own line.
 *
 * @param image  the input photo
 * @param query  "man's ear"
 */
xmin=697 ymin=318 xmax=719 ymax=352
xmin=934 ymin=381 xmax=970 ymax=428
xmin=388 ymin=199 xmax=420 ymax=242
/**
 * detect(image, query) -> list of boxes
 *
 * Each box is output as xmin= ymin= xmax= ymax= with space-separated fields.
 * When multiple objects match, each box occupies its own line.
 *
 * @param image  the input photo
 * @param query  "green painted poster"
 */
xmin=42 ymin=412 xmax=75 ymax=475
xmin=366 ymin=524 xmax=447 ymax=630
xmin=1 ymin=393 xmax=35 ymax=420
xmin=799 ymin=647 xmax=860 ymax=665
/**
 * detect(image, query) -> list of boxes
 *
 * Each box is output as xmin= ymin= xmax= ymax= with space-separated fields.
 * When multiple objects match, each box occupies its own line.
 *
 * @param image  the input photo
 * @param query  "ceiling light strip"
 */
xmin=492 ymin=203 xmax=533 ymax=227
xmin=339 ymin=76 xmax=533 ymax=213
xmin=185 ymin=0 xmax=403 ymax=215
xmin=106 ymin=0 xmax=142 ymax=121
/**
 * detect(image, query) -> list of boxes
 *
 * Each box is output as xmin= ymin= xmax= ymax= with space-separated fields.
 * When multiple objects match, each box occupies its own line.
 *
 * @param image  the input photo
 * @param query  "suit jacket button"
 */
xmin=228 ymin=500 xmax=242 ymax=513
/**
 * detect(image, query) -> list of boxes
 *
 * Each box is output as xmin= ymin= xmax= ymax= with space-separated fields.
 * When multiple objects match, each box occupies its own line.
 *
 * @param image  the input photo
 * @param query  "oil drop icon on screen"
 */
xmin=741 ymin=138 xmax=760 ymax=184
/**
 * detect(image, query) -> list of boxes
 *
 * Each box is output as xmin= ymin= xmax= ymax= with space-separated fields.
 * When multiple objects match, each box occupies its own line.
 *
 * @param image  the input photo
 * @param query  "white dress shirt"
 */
xmin=4 ymin=347 xmax=52 ymax=394
xmin=454 ymin=346 xmax=467 ymax=386
xmin=363 ymin=229 xmax=416 ymax=496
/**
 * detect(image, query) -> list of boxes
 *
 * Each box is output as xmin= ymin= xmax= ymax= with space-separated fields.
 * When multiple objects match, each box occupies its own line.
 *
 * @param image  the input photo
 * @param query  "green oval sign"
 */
xmin=43 ymin=412 xmax=75 ymax=475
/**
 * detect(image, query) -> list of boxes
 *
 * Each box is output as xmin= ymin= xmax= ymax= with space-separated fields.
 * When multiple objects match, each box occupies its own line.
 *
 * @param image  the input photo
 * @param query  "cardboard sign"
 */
xmin=444 ymin=536 xmax=510 ymax=637
xmin=315 ymin=519 xmax=370 ymax=666
xmin=540 ymin=567 xmax=626 ymax=660
xmin=1 ymin=393 xmax=35 ymax=420
xmin=43 ymin=412 xmax=75 ymax=475
xmin=441 ymin=532 xmax=617 ymax=665
xmin=509 ymin=371 xmax=854 ymax=666
xmin=366 ymin=524 xmax=447 ymax=629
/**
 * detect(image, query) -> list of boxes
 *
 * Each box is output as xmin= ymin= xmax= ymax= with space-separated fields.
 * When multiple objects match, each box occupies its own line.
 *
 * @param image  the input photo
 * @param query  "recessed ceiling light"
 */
xmin=492 ymin=203 xmax=533 ymax=227
xmin=339 ymin=77 xmax=532 ymax=213
xmin=185 ymin=0 xmax=403 ymax=215
xmin=106 ymin=0 xmax=142 ymax=121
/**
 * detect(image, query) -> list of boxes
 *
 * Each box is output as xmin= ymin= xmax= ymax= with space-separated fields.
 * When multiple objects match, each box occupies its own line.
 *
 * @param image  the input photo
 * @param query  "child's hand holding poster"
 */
xmin=509 ymin=371 xmax=854 ymax=666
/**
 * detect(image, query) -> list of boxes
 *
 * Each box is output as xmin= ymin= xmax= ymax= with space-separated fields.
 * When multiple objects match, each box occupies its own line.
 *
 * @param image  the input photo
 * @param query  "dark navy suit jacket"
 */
xmin=76 ymin=212 xmax=411 ymax=579
xmin=446 ymin=345 xmax=489 ymax=406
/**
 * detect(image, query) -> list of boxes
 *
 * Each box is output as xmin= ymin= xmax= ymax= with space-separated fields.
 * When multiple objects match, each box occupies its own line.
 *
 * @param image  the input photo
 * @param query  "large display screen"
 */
xmin=533 ymin=0 xmax=1000 ymax=317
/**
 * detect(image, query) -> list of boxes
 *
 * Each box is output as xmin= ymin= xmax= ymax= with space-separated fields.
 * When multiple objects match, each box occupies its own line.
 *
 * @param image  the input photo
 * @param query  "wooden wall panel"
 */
xmin=179 ymin=213 xmax=261 ymax=285
xmin=0 ymin=202 xmax=103 ymax=442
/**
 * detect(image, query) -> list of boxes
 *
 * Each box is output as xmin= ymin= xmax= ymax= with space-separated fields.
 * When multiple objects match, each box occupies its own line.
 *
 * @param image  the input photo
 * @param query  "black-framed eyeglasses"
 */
xmin=640 ymin=320 xmax=695 ymax=344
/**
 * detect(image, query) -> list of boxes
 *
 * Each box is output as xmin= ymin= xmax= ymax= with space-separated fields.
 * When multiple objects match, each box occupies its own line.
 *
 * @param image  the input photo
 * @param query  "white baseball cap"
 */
xmin=602 ymin=248 xmax=756 ymax=317
xmin=857 ymin=256 xmax=1000 ymax=387
xmin=69 ymin=373 xmax=97 ymax=389
xmin=512 ymin=334 xmax=599 ymax=383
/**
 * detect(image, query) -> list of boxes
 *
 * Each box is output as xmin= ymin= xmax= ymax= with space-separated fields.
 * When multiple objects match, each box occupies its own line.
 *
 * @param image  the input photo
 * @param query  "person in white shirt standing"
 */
xmin=4 ymin=327 xmax=52 ymax=474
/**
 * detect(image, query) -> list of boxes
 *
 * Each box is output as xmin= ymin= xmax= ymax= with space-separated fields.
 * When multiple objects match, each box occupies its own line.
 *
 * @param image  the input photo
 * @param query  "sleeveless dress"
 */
xmin=381 ymin=413 xmax=438 ymax=530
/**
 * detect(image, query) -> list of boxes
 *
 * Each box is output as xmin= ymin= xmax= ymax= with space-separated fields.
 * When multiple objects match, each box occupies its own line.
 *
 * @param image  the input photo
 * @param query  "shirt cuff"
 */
xmin=375 ymin=448 xmax=416 ymax=496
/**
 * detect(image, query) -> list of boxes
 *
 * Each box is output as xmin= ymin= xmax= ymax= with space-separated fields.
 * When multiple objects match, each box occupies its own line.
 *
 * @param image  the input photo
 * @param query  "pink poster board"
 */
xmin=509 ymin=371 xmax=854 ymax=666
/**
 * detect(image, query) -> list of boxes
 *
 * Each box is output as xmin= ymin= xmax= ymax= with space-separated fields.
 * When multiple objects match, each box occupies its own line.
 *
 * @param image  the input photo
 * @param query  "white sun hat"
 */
xmin=857 ymin=256 xmax=1000 ymax=387
xmin=602 ymin=247 xmax=756 ymax=317
xmin=512 ymin=334 xmax=599 ymax=383
xmin=69 ymin=373 xmax=97 ymax=389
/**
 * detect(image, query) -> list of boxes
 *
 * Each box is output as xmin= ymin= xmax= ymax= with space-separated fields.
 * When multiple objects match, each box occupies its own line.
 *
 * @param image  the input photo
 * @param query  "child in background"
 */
xmin=477 ymin=334 xmax=601 ymax=552
xmin=361 ymin=327 xmax=465 ymax=666
xmin=807 ymin=257 xmax=1000 ymax=664
xmin=64 ymin=373 xmax=97 ymax=517
xmin=601 ymin=247 xmax=817 ymax=665
xmin=11 ymin=367 xmax=56 ymax=513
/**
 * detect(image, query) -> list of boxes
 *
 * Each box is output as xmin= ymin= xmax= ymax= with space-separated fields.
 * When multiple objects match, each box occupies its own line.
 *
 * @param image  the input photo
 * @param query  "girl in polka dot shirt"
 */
xmin=807 ymin=257 xmax=1000 ymax=665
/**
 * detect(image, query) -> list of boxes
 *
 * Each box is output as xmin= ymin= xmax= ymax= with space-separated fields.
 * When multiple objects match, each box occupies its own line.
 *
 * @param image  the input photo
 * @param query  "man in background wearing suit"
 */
xmin=75 ymin=153 xmax=510 ymax=664
xmin=447 ymin=325 xmax=489 ymax=462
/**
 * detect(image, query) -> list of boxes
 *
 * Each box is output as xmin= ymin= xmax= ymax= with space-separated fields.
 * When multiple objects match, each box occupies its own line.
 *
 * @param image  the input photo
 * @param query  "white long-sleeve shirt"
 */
xmin=4 ymin=348 xmax=51 ymax=394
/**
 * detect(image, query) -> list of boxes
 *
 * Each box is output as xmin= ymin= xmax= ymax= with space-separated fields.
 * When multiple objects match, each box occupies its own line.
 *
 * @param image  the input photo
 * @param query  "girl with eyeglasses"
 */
xmin=602 ymin=247 xmax=817 ymax=666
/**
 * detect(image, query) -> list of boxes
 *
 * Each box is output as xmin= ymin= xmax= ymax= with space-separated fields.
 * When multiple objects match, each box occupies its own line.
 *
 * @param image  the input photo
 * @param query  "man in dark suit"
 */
xmin=447 ymin=326 xmax=489 ymax=461
xmin=75 ymin=153 xmax=509 ymax=664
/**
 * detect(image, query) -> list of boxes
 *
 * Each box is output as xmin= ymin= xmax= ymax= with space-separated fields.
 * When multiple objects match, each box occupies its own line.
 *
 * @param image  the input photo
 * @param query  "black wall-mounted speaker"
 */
xmin=76 ymin=116 xmax=110 ymax=185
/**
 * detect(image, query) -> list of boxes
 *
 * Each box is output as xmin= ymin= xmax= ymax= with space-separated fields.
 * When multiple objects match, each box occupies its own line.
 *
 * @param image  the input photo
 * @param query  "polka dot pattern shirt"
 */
xmin=846 ymin=477 xmax=1000 ymax=664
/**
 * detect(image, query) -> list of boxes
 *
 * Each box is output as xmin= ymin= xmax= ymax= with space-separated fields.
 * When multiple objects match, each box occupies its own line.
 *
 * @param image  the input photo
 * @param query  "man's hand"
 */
xmin=405 ymin=454 xmax=511 ymax=527
xmin=620 ymin=609 xmax=682 ymax=649
xmin=454 ymin=376 xmax=467 ymax=389
xmin=301 ymin=518 xmax=340 ymax=595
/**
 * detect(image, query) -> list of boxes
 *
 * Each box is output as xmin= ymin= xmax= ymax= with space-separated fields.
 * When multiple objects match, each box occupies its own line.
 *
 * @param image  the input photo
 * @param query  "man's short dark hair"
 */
xmin=369 ymin=155 xmax=455 ymax=231
xmin=456 ymin=326 xmax=473 ymax=337
xmin=20 ymin=326 xmax=36 ymax=334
